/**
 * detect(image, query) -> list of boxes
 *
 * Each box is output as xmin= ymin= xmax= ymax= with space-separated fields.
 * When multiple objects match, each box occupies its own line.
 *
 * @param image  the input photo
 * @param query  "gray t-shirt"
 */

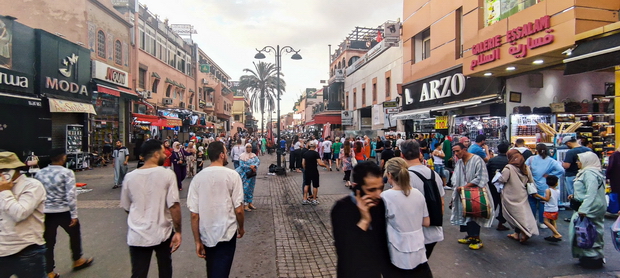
xmin=408 ymin=165 xmax=445 ymax=244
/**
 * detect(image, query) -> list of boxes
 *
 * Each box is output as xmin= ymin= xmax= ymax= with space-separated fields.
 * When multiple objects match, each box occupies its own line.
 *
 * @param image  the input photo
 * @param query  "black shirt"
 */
xmin=487 ymin=154 xmax=509 ymax=178
xmin=375 ymin=140 xmax=385 ymax=152
xmin=302 ymin=150 xmax=321 ymax=174
xmin=381 ymin=149 xmax=395 ymax=166
xmin=331 ymin=197 xmax=390 ymax=278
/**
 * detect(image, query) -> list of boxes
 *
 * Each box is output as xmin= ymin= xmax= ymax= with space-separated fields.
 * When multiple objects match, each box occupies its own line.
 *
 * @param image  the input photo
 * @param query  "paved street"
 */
xmin=46 ymin=154 xmax=620 ymax=278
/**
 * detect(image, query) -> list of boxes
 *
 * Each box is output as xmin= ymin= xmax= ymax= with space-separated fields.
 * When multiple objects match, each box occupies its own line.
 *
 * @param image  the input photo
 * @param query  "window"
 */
xmin=138 ymin=20 xmax=145 ymax=50
xmin=386 ymin=77 xmax=391 ymax=98
xmin=372 ymin=82 xmax=377 ymax=102
xmin=485 ymin=0 xmax=544 ymax=26
xmin=152 ymin=79 xmax=159 ymax=93
xmin=345 ymin=92 xmax=349 ymax=110
xmin=138 ymin=68 xmax=146 ymax=89
xmin=455 ymin=7 xmax=463 ymax=59
xmin=166 ymin=85 xmax=172 ymax=98
xmin=97 ymin=30 xmax=106 ymax=58
xmin=114 ymin=40 xmax=122 ymax=65
xmin=234 ymin=115 xmax=240 ymax=121
xmin=353 ymin=89 xmax=357 ymax=109
xmin=414 ymin=28 xmax=431 ymax=63
xmin=361 ymin=87 xmax=366 ymax=106
xmin=157 ymin=34 xmax=166 ymax=61
xmin=145 ymin=26 xmax=156 ymax=56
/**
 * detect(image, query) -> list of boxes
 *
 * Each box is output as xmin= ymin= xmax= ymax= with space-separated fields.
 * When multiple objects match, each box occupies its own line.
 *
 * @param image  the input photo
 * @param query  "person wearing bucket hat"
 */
xmin=35 ymin=148 xmax=94 ymax=277
xmin=0 ymin=151 xmax=48 ymax=277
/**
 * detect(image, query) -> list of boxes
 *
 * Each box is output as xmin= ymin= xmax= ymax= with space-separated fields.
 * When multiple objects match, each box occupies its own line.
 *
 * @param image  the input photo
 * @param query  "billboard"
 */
xmin=0 ymin=16 xmax=13 ymax=69
xmin=341 ymin=111 xmax=353 ymax=125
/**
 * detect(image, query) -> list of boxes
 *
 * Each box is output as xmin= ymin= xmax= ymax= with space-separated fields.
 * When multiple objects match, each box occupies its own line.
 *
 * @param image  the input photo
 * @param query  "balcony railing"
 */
xmin=328 ymin=69 xmax=344 ymax=84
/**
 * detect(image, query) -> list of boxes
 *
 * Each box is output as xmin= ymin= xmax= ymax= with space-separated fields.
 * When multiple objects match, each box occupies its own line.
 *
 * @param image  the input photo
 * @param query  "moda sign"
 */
xmin=401 ymin=67 xmax=502 ymax=110
xmin=470 ymin=15 xmax=554 ymax=70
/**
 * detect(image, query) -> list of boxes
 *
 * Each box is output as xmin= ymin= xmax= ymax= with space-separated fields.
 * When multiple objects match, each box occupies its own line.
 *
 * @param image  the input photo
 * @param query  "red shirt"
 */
xmin=164 ymin=148 xmax=173 ymax=167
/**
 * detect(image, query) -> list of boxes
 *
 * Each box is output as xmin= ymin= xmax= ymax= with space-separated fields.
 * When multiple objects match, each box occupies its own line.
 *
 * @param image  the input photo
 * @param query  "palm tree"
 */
xmin=238 ymin=61 xmax=286 ymax=135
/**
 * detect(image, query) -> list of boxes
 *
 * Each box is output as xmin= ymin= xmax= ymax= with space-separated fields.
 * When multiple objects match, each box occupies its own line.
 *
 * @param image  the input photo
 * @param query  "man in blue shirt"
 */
xmin=468 ymin=135 xmax=491 ymax=162
xmin=561 ymin=135 xmax=592 ymax=199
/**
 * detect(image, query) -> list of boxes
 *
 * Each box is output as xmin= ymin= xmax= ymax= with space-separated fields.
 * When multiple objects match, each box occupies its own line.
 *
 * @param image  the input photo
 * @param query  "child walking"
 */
xmin=534 ymin=175 xmax=562 ymax=242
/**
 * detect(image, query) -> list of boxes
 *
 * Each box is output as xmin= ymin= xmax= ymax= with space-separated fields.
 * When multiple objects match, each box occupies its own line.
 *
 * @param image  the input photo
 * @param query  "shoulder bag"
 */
xmin=526 ymin=167 xmax=538 ymax=195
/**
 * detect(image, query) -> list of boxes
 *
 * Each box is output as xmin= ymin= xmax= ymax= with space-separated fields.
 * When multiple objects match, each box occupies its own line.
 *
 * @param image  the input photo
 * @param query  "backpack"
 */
xmin=409 ymin=169 xmax=443 ymax=226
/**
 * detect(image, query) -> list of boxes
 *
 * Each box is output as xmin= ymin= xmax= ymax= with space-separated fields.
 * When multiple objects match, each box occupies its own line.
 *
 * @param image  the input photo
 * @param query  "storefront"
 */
xmin=35 ymin=29 xmax=96 ymax=169
xmin=395 ymin=66 xmax=505 ymax=150
xmin=91 ymin=60 xmax=139 ymax=155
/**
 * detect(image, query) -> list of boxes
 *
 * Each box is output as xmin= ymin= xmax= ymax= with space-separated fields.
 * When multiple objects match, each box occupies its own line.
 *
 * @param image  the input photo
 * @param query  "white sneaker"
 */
xmin=311 ymin=200 xmax=319 ymax=206
xmin=444 ymin=186 xmax=453 ymax=190
xmin=539 ymin=223 xmax=548 ymax=229
xmin=302 ymin=200 xmax=310 ymax=205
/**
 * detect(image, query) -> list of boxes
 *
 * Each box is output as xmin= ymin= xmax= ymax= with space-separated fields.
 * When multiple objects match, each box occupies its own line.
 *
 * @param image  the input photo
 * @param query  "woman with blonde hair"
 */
xmin=381 ymin=157 xmax=432 ymax=277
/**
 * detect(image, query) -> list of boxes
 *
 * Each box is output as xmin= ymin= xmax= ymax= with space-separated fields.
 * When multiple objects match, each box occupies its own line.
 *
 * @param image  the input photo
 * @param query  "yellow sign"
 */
xmin=48 ymin=98 xmax=97 ymax=114
xmin=435 ymin=116 xmax=448 ymax=129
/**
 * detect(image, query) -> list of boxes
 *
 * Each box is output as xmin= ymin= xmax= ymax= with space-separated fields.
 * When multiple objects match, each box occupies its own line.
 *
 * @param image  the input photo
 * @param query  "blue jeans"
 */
xmin=528 ymin=195 xmax=545 ymax=224
xmin=434 ymin=165 xmax=445 ymax=178
xmin=0 ymin=244 xmax=47 ymax=278
xmin=565 ymin=175 xmax=576 ymax=197
xmin=204 ymin=234 xmax=237 ymax=278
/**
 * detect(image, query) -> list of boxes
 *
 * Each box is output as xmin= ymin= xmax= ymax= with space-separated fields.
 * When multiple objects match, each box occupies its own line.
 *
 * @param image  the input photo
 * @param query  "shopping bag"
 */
xmin=611 ymin=216 xmax=620 ymax=252
xmin=492 ymin=171 xmax=504 ymax=193
xmin=574 ymin=216 xmax=597 ymax=249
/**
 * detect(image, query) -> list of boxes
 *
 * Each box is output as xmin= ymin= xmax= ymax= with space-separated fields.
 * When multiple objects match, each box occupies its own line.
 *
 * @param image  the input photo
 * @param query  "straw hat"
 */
xmin=0 ymin=152 xmax=26 ymax=169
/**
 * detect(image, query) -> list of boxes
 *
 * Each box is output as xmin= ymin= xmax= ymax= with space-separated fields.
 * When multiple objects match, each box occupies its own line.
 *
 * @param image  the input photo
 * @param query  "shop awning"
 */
xmin=564 ymin=32 xmax=620 ymax=75
xmin=131 ymin=113 xmax=160 ymax=124
xmin=392 ymin=108 xmax=431 ymax=120
xmin=95 ymin=83 xmax=140 ymax=100
xmin=432 ymin=96 xmax=499 ymax=112
xmin=313 ymin=114 xmax=341 ymax=125
xmin=151 ymin=116 xmax=182 ymax=127
xmin=0 ymin=92 xmax=42 ymax=107
xmin=48 ymin=98 xmax=96 ymax=114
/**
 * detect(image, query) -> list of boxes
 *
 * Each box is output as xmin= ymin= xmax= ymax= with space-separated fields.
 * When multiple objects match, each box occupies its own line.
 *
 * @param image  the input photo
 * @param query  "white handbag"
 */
xmin=526 ymin=167 xmax=537 ymax=195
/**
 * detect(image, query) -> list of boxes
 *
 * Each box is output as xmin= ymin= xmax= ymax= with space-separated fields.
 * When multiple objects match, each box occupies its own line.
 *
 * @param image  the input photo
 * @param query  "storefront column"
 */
xmin=616 ymin=66 xmax=620 ymax=147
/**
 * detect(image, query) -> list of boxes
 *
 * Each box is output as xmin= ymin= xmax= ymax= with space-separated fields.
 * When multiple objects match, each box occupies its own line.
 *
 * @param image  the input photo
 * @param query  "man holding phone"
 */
xmin=331 ymin=162 xmax=391 ymax=277
xmin=0 ymin=152 xmax=47 ymax=277
xmin=468 ymin=135 xmax=491 ymax=162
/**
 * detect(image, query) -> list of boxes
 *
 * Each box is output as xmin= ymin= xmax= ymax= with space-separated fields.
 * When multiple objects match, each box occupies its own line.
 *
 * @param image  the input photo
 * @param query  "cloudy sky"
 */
xmin=140 ymin=0 xmax=402 ymax=114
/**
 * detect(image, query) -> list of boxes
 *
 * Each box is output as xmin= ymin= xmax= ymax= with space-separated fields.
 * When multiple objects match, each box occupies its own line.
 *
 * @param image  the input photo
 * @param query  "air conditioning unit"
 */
xmin=143 ymin=91 xmax=153 ymax=99
xmin=188 ymin=104 xmax=195 ymax=110
xmin=162 ymin=98 xmax=173 ymax=105
xmin=202 ymin=78 xmax=208 ymax=85
xmin=179 ymin=102 xmax=185 ymax=108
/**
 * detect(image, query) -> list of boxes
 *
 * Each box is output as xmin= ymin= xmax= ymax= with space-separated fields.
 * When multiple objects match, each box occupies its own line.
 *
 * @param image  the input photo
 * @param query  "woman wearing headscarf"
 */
xmin=525 ymin=144 xmax=565 ymax=228
xmin=171 ymin=142 xmax=188 ymax=190
xmin=185 ymin=141 xmax=197 ymax=178
xmin=497 ymin=149 xmax=539 ymax=243
xmin=236 ymin=143 xmax=261 ymax=212
xmin=569 ymin=151 xmax=606 ymax=269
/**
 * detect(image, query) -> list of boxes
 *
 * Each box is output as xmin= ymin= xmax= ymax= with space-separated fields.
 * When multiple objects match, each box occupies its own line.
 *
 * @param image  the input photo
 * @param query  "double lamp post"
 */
xmin=254 ymin=45 xmax=302 ymax=168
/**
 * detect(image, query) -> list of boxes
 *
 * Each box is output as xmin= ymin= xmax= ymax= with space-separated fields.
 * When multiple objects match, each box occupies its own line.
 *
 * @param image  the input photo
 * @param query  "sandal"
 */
xmin=249 ymin=204 xmax=257 ymax=210
xmin=519 ymin=233 xmax=530 ymax=243
xmin=507 ymin=233 xmax=520 ymax=241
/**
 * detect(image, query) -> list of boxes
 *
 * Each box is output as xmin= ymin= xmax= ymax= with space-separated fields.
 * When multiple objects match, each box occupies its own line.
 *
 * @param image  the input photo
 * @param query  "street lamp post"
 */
xmin=255 ymin=45 xmax=302 ymax=169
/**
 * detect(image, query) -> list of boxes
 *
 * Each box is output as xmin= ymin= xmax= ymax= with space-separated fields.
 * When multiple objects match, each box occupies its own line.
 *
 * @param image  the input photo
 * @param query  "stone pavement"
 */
xmin=46 ymin=155 xmax=620 ymax=277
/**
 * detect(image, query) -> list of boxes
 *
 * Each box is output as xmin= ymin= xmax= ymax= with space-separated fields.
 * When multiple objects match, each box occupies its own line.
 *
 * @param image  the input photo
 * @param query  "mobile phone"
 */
xmin=353 ymin=183 xmax=366 ymax=197
xmin=2 ymin=169 xmax=15 ymax=181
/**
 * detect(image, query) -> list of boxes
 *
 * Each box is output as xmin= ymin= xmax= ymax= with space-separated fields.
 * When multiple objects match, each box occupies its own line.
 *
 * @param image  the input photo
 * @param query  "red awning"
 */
xmin=132 ymin=113 xmax=160 ymax=124
xmin=96 ymin=85 xmax=120 ymax=97
xmin=313 ymin=114 xmax=341 ymax=125
xmin=151 ymin=116 xmax=182 ymax=127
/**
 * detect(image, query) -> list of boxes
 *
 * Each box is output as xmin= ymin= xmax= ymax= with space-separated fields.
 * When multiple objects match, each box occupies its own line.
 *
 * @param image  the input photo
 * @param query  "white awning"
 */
xmin=394 ymin=95 xmax=500 ymax=120
xmin=432 ymin=95 xmax=499 ymax=112
xmin=392 ymin=108 xmax=430 ymax=120
xmin=48 ymin=98 xmax=97 ymax=114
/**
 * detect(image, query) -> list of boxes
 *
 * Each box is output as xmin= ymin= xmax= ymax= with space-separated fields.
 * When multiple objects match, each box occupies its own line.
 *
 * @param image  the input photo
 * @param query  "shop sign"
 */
xmin=383 ymin=101 xmax=398 ymax=108
xmin=92 ymin=60 xmax=129 ymax=87
xmin=0 ymin=68 xmax=33 ymax=94
xmin=435 ymin=116 xmax=449 ymax=129
xmin=37 ymin=30 xmax=91 ymax=101
xmin=341 ymin=110 xmax=353 ymax=125
xmin=402 ymin=67 xmax=502 ymax=110
xmin=470 ymin=15 xmax=554 ymax=70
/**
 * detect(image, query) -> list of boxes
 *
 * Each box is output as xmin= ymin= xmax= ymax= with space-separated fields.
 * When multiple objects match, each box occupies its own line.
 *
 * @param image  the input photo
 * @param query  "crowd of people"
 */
xmin=327 ymin=133 xmax=616 ymax=277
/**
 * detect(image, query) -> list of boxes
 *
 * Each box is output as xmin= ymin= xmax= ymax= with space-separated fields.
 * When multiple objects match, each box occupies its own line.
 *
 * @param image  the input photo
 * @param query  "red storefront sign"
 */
xmin=470 ymin=15 xmax=554 ymax=71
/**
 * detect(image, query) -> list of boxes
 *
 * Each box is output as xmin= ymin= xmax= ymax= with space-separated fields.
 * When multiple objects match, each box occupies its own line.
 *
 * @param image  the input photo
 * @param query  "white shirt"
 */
xmin=407 ymin=165 xmax=445 ymax=244
xmin=381 ymin=188 xmax=428 ymax=270
xmin=231 ymin=145 xmax=244 ymax=161
xmin=0 ymin=175 xmax=46 ymax=256
xmin=187 ymin=166 xmax=243 ymax=247
xmin=396 ymin=138 xmax=404 ymax=150
xmin=545 ymin=187 xmax=560 ymax=212
xmin=322 ymin=141 xmax=333 ymax=153
xmin=121 ymin=167 xmax=180 ymax=247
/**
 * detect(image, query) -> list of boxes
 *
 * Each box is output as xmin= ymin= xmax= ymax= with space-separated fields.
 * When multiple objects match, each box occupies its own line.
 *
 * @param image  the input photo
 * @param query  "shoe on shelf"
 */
xmin=457 ymin=237 xmax=474 ymax=244
xmin=302 ymin=200 xmax=310 ymax=205
xmin=469 ymin=239 xmax=483 ymax=250
xmin=539 ymin=223 xmax=549 ymax=229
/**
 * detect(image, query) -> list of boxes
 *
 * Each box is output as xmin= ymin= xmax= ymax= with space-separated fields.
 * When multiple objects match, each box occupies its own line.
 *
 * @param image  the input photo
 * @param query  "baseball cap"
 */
xmin=562 ymin=135 xmax=576 ymax=145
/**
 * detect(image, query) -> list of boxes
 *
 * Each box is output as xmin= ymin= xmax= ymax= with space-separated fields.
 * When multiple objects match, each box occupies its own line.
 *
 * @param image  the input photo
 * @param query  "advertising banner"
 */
xmin=341 ymin=111 xmax=353 ymax=125
xmin=0 ymin=16 xmax=13 ymax=69
xmin=435 ymin=116 xmax=449 ymax=129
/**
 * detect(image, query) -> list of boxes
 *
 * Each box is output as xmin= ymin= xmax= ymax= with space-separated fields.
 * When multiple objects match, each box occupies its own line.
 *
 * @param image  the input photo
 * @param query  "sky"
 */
xmin=140 ymin=0 xmax=402 ymax=114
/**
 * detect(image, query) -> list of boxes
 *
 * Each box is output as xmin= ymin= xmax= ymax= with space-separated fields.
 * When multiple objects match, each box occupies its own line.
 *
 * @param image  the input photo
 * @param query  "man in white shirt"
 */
xmin=396 ymin=134 xmax=405 ymax=150
xmin=230 ymin=139 xmax=245 ymax=169
xmin=322 ymin=136 xmax=333 ymax=171
xmin=400 ymin=140 xmax=445 ymax=259
xmin=0 ymin=152 xmax=47 ymax=278
xmin=121 ymin=140 xmax=182 ymax=278
xmin=188 ymin=141 xmax=245 ymax=277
